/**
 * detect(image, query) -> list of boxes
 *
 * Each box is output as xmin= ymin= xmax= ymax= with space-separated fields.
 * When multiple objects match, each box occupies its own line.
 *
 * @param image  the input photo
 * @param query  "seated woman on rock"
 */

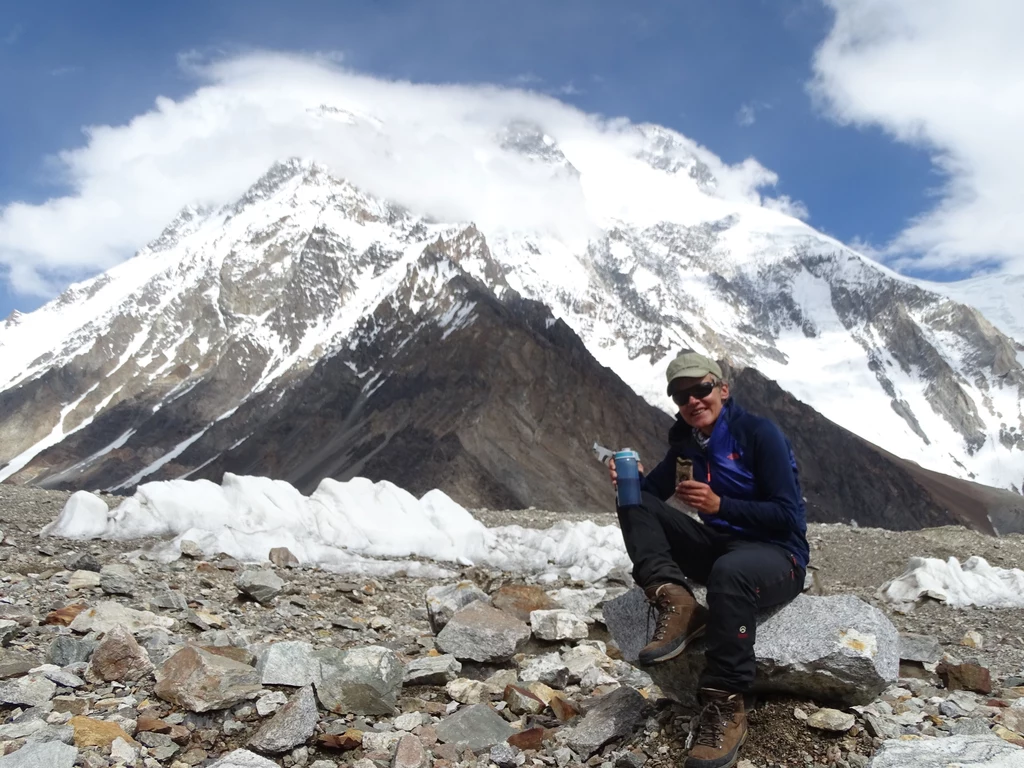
xmin=608 ymin=350 xmax=809 ymax=768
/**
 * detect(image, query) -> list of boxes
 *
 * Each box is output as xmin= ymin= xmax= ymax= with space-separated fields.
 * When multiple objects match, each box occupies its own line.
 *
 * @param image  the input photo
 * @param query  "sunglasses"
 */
xmin=671 ymin=380 xmax=719 ymax=406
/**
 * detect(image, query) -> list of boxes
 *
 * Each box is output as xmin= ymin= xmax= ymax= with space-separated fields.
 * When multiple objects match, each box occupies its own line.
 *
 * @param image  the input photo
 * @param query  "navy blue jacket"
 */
xmin=640 ymin=399 xmax=810 ymax=568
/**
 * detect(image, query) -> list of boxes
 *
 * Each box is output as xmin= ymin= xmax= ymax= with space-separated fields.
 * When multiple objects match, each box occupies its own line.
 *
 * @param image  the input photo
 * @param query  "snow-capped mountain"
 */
xmin=1 ymin=120 xmax=1022 ymax=497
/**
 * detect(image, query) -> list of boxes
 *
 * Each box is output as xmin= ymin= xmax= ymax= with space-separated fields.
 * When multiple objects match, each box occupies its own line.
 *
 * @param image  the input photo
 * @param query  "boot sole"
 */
xmin=639 ymin=624 xmax=707 ymax=665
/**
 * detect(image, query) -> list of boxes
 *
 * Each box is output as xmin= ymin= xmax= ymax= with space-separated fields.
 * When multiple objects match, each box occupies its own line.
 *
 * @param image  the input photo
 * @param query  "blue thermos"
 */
xmin=614 ymin=449 xmax=642 ymax=507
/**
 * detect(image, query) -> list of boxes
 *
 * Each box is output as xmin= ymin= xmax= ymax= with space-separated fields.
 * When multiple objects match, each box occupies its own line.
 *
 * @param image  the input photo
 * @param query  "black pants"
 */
xmin=617 ymin=491 xmax=804 ymax=693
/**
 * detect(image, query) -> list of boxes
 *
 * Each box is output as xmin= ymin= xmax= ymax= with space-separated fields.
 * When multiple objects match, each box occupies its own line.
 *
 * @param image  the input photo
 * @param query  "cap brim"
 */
xmin=666 ymin=367 xmax=712 ymax=395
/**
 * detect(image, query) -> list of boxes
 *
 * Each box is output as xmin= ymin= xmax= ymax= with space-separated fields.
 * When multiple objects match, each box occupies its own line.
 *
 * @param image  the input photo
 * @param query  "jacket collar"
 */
xmin=668 ymin=398 xmax=741 ymax=450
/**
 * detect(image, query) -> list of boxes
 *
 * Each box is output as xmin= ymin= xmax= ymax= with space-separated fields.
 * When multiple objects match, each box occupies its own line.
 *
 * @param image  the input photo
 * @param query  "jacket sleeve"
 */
xmin=717 ymin=420 xmax=802 ymax=536
xmin=640 ymin=451 xmax=676 ymax=501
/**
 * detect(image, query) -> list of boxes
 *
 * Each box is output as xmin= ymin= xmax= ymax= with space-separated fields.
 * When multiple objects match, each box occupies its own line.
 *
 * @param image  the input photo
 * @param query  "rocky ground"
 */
xmin=1 ymin=484 xmax=1024 ymax=768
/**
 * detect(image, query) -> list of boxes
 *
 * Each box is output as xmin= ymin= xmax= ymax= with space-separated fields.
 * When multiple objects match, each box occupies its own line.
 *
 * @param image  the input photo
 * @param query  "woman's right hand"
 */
xmin=608 ymin=457 xmax=643 ymax=488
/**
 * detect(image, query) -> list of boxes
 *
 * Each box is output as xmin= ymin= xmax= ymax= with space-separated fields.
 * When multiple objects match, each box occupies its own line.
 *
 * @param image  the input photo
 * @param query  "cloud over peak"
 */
xmin=0 ymin=51 xmax=796 ymax=297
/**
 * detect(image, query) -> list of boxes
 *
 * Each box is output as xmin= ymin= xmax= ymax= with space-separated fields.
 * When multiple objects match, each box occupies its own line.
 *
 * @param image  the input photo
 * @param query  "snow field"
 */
xmin=42 ymin=474 xmax=1024 ymax=609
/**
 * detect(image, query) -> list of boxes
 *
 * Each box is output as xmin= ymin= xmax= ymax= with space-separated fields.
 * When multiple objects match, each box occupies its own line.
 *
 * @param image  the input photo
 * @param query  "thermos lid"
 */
xmin=614 ymin=449 xmax=639 ymax=460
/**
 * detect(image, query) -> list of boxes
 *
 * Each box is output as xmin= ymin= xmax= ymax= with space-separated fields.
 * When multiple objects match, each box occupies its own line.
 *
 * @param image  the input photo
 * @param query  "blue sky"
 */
xmin=1 ymin=0 xmax=1019 ymax=319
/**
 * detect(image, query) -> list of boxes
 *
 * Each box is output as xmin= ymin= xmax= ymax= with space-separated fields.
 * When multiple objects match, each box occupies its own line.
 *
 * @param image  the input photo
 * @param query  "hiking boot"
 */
xmin=684 ymin=688 xmax=748 ymax=768
xmin=638 ymin=583 xmax=708 ymax=665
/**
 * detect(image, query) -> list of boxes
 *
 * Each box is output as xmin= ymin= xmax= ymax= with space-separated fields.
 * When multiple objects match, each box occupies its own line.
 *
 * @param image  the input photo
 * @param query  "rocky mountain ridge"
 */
xmin=0 ymin=128 xmax=1021 ymax=500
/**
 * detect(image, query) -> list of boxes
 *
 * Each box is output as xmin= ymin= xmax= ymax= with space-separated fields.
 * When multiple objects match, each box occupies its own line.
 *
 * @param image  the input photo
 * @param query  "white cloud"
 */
xmin=736 ymin=103 xmax=757 ymax=127
xmin=0 ymin=51 xmax=794 ymax=296
xmin=810 ymin=0 xmax=1024 ymax=275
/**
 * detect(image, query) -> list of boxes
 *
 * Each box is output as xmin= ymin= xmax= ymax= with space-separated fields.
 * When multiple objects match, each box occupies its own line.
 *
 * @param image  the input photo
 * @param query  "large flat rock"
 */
xmin=603 ymin=588 xmax=898 ymax=707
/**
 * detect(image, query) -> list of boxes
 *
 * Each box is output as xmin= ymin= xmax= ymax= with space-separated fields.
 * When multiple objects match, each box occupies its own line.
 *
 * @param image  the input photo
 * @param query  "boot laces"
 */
xmin=647 ymin=590 xmax=678 ymax=642
xmin=694 ymin=696 xmax=736 ymax=748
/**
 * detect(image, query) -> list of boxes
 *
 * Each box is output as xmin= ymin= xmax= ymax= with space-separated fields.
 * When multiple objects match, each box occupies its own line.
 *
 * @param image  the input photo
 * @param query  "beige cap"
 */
xmin=665 ymin=351 xmax=723 ymax=395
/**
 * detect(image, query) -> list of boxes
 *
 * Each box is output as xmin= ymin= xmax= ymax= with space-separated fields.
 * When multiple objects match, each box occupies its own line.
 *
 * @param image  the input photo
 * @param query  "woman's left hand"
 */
xmin=675 ymin=480 xmax=721 ymax=514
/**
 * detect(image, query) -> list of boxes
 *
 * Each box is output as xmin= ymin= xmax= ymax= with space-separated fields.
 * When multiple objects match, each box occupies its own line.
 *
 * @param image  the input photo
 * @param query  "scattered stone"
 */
xmin=207 ymin=749 xmax=281 ymax=768
xmin=69 ymin=715 xmax=136 ymax=748
xmin=99 ymin=563 xmax=136 ymax=595
xmin=236 ymin=569 xmax=285 ymax=604
xmin=180 ymin=540 xmax=204 ymax=558
xmin=64 ymin=551 xmax=102 ymax=572
xmin=34 ymin=663 xmax=84 ymax=688
xmin=52 ymin=695 xmax=89 ymax=715
xmin=392 ymin=733 xmax=428 ymax=768
xmin=793 ymin=706 xmax=809 ymax=721
xmin=994 ymin=725 xmax=1024 ymax=747
xmin=491 ymin=584 xmax=558 ymax=622
xmin=154 ymin=645 xmax=262 ymax=712
xmin=508 ymin=726 xmax=548 ymax=751
xmin=315 ymin=645 xmax=404 ymax=715
xmin=318 ymin=729 xmax=363 ymax=750
xmin=249 ymin=685 xmax=318 ymax=754
xmin=939 ymin=661 xmax=994 ymax=695
xmin=68 ymin=570 xmax=102 ymax=590
xmin=87 ymin=623 xmax=153 ymax=682
xmin=46 ymin=635 xmax=96 ymax=666
xmin=434 ymin=703 xmax=516 ymax=753
xmin=899 ymin=633 xmax=943 ymax=664
xmin=362 ymin=731 xmax=402 ymax=752
xmin=445 ymin=677 xmax=488 ymax=704
xmin=489 ymin=742 xmax=519 ymax=768
xmin=0 ymin=673 xmax=57 ymax=707
xmin=953 ymin=718 xmax=994 ymax=736
xmin=504 ymin=684 xmax=545 ymax=715
xmin=395 ymin=712 xmax=428 ymax=731
xmin=269 ymin=547 xmax=300 ymax=568
xmin=806 ymin=708 xmax=855 ymax=732
xmin=606 ymin=590 xmax=898 ymax=707
xmin=258 ymin=640 xmax=319 ymax=686
xmin=546 ymin=587 xmax=607 ymax=624
xmin=436 ymin=602 xmax=531 ymax=663
xmin=0 ymin=619 xmax=17 ymax=646
xmin=519 ymin=652 xmax=571 ymax=689
xmin=403 ymin=654 xmax=462 ymax=685
xmin=550 ymin=693 xmax=580 ymax=723
xmin=530 ymin=609 xmax=589 ymax=641
xmin=152 ymin=587 xmax=190 ymax=611
xmin=111 ymin=736 xmax=140 ymax=764
xmin=866 ymin=734 xmax=1024 ymax=767
xmin=425 ymin=582 xmax=489 ymax=633
xmin=963 ymin=630 xmax=985 ymax=650
xmin=0 ymin=741 xmax=78 ymax=768
xmin=555 ymin=686 xmax=647 ymax=758
xmin=257 ymin=690 xmax=289 ymax=716
xmin=45 ymin=603 xmax=89 ymax=627
xmin=69 ymin=601 xmax=174 ymax=634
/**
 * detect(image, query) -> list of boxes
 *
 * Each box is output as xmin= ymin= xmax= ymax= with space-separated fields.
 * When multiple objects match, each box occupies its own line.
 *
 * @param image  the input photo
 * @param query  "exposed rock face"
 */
xmin=604 ymin=588 xmax=899 ymax=707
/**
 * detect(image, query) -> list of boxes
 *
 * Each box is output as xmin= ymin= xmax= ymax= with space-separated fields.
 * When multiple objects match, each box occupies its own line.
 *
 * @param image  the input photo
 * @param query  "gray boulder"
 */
xmin=257 ymin=641 xmax=319 ymax=686
xmin=235 ymin=570 xmax=285 ymax=604
xmin=248 ymin=685 xmax=317 ymax=754
xmin=867 ymin=735 xmax=1024 ymax=767
xmin=556 ymin=686 xmax=647 ymax=758
xmin=0 ymin=741 xmax=77 ymax=768
xmin=0 ymin=673 xmax=57 ymax=708
xmin=425 ymin=582 xmax=489 ymax=633
xmin=315 ymin=645 xmax=404 ymax=715
xmin=604 ymin=589 xmax=898 ymax=707
xmin=436 ymin=602 xmax=531 ymax=663
xmin=154 ymin=646 xmax=262 ymax=712
xmin=899 ymin=633 xmax=942 ymax=664
xmin=404 ymin=654 xmax=462 ymax=686
xmin=434 ymin=703 xmax=515 ymax=753
xmin=99 ymin=563 xmax=136 ymax=596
